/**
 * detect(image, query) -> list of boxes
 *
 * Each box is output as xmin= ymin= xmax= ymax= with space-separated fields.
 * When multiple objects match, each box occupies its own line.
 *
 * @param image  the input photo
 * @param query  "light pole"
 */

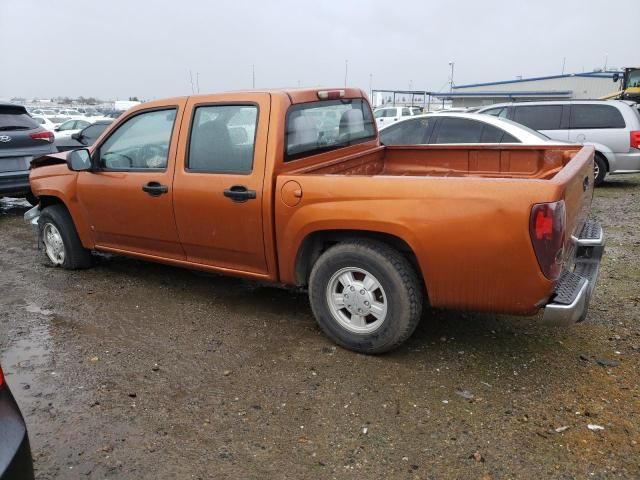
xmin=344 ymin=59 xmax=348 ymax=88
xmin=448 ymin=61 xmax=455 ymax=92
xmin=369 ymin=73 xmax=373 ymax=100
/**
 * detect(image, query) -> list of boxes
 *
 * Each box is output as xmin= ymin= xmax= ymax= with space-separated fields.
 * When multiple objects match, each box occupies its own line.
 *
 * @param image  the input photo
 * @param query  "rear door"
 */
xmin=511 ymin=104 xmax=569 ymax=141
xmin=172 ymin=93 xmax=270 ymax=275
xmin=568 ymin=104 xmax=628 ymax=154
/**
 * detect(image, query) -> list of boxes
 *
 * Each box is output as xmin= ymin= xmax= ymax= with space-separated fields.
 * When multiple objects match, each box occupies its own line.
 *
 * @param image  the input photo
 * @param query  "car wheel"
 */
xmin=594 ymin=154 xmax=607 ymax=187
xmin=308 ymin=239 xmax=423 ymax=354
xmin=38 ymin=205 xmax=92 ymax=269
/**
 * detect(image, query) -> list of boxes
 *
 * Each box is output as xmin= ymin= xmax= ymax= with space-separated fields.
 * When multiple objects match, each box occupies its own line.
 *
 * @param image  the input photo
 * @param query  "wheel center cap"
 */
xmin=343 ymin=284 xmax=373 ymax=315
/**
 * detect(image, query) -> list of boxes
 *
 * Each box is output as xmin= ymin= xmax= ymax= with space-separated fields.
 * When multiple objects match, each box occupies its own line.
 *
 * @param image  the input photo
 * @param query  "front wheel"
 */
xmin=308 ymin=240 xmax=423 ymax=354
xmin=38 ymin=205 xmax=92 ymax=269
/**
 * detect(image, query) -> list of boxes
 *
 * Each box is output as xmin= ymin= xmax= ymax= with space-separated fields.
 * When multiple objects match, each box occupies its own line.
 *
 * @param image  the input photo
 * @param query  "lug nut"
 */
xmin=360 ymin=289 xmax=365 ymax=295
xmin=350 ymin=286 xmax=355 ymax=292
xmin=364 ymin=301 xmax=370 ymax=306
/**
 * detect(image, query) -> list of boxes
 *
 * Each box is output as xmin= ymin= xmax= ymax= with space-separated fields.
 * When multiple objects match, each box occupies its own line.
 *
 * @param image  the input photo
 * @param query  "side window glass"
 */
xmin=570 ymin=105 xmax=626 ymax=129
xmin=380 ymin=118 xmax=430 ymax=145
xmin=98 ymin=109 xmax=176 ymax=170
xmin=501 ymin=132 xmax=520 ymax=143
xmin=188 ymin=105 xmax=258 ymax=173
xmin=402 ymin=108 xmax=411 ymax=116
xmin=513 ymin=105 xmax=562 ymax=130
xmin=384 ymin=109 xmax=397 ymax=118
xmin=480 ymin=124 xmax=504 ymax=143
xmin=434 ymin=118 xmax=483 ymax=143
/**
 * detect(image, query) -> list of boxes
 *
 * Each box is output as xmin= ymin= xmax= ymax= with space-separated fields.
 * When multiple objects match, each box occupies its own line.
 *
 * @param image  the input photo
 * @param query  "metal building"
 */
xmin=441 ymin=71 xmax=619 ymax=108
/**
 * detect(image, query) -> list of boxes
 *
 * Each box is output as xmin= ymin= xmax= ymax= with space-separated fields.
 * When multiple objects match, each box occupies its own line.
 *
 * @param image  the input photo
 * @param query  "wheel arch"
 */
xmin=294 ymin=229 xmax=427 ymax=296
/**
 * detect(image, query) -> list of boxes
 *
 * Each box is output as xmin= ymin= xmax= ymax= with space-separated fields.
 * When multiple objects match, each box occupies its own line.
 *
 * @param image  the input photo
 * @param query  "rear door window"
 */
xmin=479 ymin=124 xmax=520 ymax=143
xmin=570 ymin=104 xmax=626 ymax=129
xmin=187 ymin=105 xmax=258 ymax=173
xmin=432 ymin=118 xmax=484 ymax=143
xmin=513 ymin=105 xmax=563 ymax=130
xmin=402 ymin=108 xmax=411 ymax=116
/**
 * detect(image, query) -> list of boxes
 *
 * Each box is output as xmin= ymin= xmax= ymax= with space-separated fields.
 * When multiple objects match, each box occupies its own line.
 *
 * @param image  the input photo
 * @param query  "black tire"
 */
xmin=308 ymin=239 xmax=423 ymax=354
xmin=594 ymin=154 xmax=607 ymax=187
xmin=38 ymin=204 xmax=92 ymax=269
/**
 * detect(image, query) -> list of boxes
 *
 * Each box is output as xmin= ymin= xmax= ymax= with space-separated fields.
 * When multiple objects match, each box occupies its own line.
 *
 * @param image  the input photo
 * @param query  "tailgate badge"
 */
xmin=0 ymin=135 xmax=12 ymax=143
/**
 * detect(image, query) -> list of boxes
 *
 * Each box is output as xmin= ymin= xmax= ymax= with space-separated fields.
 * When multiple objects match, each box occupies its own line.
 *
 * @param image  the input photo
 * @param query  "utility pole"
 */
xmin=448 ymin=61 xmax=455 ymax=93
xmin=561 ymin=57 xmax=566 ymax=75
xmin=369 ymin=73 xmax=373 ymax=100
xmin=252 ymin=64 xmax=255 ymax=89
xmin=344 ymin=59 xmax=348 ymax=88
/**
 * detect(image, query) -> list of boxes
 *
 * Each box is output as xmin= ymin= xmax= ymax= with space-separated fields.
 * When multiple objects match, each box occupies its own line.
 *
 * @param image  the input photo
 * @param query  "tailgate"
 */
xmin=553 ymin=146 xmax=595 ymax=255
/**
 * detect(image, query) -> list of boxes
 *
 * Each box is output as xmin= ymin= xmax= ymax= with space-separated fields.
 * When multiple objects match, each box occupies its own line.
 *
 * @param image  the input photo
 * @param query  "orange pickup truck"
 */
xmin=25 ymin=88 xmax=604 ymax=353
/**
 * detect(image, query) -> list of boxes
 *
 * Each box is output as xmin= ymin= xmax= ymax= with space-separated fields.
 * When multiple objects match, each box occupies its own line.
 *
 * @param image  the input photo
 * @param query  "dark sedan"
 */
xmin=55 ymin=119 xmax=113 ymax=152
xmin=0 ymin=103 xmax=56 ymax=205
xmin=0 ymin=365 xmax=34 ymax=480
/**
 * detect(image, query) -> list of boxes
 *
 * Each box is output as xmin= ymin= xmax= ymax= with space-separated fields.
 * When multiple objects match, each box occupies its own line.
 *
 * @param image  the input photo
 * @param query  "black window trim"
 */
xmin=284 ymin=98 xmax=377 ymax=162
xmin=93 ymin=105 xmax=179 ymax=173
xmin=185 ymin=101 xmax=260 ymax=176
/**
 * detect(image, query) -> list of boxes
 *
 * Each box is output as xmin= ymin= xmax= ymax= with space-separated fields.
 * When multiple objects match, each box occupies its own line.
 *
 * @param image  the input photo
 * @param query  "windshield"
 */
xmin=627 ymin=70 xmax=640 ymax=88
xmin=493 ymin=116 xmax=551 ymax=140
xmin=285 ymin=98 xmax=375 ymax=161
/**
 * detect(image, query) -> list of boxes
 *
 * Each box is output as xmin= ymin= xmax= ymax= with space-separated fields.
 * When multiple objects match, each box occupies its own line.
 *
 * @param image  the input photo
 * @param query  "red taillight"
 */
xmin=630 ymin=131 xmax=640 ymax=149
xmin=317 ymin=90 xmax=345 ymax=100
xmin=530 ymin=201 xmax=566 ymax=280
xmin=0 ymin=366 xmax=4 ymax=390
xmin=30 ymin=130 xmax=54 ymax=143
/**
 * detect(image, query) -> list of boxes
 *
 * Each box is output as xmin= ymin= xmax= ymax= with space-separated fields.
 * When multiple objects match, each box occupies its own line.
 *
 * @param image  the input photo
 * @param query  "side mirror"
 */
xmin=613 ymin=73 xmax=620 ymax=82
xmin=67 ymin=148 xmax=92 ymax=172
xmin=71 ymin=132 xmax=81 ymax=141
xmin=54 ymin=126 xmax=60 ymax=131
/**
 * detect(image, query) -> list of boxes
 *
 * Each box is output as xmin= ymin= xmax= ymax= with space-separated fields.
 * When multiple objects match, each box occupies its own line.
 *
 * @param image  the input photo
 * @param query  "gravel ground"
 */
xmin=1 ymin=174 xmax=639 ymax=479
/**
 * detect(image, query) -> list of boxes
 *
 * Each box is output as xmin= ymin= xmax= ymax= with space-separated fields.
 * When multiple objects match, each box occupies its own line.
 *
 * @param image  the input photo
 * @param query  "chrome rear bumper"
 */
xmin=542 ymin=220 xmax=605 ymax=326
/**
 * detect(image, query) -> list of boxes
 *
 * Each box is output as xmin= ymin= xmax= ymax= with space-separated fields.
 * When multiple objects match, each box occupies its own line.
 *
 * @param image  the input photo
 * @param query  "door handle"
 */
xmin=142 ymin=181 xmax=169 ymax=196
xmin=223 ymin=185 xmax=256 ymax=203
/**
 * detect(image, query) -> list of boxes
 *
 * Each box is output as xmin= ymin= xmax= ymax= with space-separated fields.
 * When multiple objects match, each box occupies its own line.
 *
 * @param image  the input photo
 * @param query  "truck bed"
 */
xmin=290 ymin=144 xmax=583 ymax=180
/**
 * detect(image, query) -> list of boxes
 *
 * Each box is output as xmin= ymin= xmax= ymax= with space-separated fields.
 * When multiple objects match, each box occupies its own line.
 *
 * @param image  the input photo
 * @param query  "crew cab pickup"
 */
xmin=25 ymin=88 xmax=605 ymax=354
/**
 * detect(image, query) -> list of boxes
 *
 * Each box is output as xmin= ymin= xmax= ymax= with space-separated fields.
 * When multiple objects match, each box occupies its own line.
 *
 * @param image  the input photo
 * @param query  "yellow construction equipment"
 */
xmin=600 ymin=67 xmax=640 ymax=102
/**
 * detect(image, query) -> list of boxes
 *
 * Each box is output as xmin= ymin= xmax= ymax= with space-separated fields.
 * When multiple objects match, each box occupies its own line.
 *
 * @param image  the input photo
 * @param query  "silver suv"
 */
xmin=477 ymin=100 xmax=640 ymax=185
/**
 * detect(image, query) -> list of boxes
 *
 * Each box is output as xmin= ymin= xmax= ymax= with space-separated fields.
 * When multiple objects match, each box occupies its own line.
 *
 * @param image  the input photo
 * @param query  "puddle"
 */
xmin=1 ymin=325 xmax=52 ymax=406
xmin=24 ymin=303 xmax=53 ymax=316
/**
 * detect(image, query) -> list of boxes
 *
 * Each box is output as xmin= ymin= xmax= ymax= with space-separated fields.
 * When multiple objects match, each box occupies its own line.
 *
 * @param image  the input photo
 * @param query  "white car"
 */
xmin=373 ymin=106 xmax=422 ymax=128
xmin=53 ymin=118 xmax=92 ymax=139
xmin=379 ymin=112 xmax=566 ymax=146
xmin=31 ymin=116 xmax=58 ymax=132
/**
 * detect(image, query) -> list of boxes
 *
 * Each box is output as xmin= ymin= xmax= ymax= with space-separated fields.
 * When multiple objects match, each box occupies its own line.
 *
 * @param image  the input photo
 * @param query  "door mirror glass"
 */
xmin=67 ymin=148 xmax=92 ymax=171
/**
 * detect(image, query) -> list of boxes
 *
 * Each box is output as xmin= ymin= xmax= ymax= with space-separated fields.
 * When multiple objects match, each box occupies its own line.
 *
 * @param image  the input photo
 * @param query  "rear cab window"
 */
xmin=285 ymin=98 xmax=376 ymax=161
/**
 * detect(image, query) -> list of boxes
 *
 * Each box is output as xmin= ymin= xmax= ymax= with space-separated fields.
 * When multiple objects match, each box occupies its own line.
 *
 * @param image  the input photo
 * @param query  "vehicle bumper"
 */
xmin=542 ymin=220 xmax=605 ymax=326
xmin=0 ymin=389 xmax=34 ymax=480
xmin=0 ymin=171 xmax=30 ymax=197
xmin=609 ymin=150 xmax=640 ymax=172
xmin=24 ymin=206 xmax=40 ymax=235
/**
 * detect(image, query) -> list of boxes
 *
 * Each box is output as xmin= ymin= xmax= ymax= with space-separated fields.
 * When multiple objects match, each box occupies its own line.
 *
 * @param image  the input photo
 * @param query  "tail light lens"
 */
xmin=30 ymin=130 xmax=54 ymax=143
xmin=530 ymin=200 xmax=566 ymax=280
xmin=0 ymin=365 xmax=4 ymax=390
xmin=630 ymin=131 xmax=640 ymax=149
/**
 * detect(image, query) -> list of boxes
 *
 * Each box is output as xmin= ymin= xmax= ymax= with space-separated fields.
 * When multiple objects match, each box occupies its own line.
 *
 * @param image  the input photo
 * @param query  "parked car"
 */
xmin=373 ymin=106 xmax=419 ymax=128
xmin=379 ymin=113 xmax=565 ymax=146
xmin=55 ymin=119 xmax=113 ymax=152
xmin=477 ymin=100 xmax=640 ymax=185
xmin=26 ymin=88 xmax=603 ymax=354
xmin=0 ymin=103 xmax=56 ymax=204
xmin=31 ymin=116 xmax=57 ymax=132
xmin=0 ymin=364 xmax=35 ymax=479
xmin=53 ymin=119 xmax=92 ymax=140
xmin=57 ymin=109 xmax=83 ymax=118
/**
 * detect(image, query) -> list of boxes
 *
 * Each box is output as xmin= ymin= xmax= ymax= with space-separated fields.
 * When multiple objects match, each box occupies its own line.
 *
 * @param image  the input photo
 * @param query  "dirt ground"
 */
xmin=1 ymin=174 xmax=639 ymax=479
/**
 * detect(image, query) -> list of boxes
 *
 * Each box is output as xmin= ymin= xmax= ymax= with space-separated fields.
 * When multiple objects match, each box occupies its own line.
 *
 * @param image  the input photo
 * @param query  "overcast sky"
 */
xmin=1 ymin=0 xmax=638 ymax=100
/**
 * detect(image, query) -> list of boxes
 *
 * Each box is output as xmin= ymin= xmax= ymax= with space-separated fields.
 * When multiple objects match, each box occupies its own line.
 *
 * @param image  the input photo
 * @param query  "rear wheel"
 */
xmin=593 ymin=154 xmax=607 ymax=187
xmin=308 ymin=239 xmax=423 ymax=354
xmin=38 ymin=205 xmax=92 ymax=269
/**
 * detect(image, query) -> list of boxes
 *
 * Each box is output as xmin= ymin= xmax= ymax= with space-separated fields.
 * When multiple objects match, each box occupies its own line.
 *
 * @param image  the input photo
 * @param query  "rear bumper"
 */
xmin=609 ymin=150 xmax=640 ymax=172
xmin=0 ymin=389 xmax=34 ymax=480
xmin=542 ymin=220 xmax=605 ymax=326
xmin=0 ymin=171 xmax=30 ymax=197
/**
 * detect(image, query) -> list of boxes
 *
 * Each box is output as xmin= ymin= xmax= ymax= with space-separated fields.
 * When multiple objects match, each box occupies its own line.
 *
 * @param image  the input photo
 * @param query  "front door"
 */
xmin=77 ymin=104 xmax=186 ymax=260
xmin=172 ymin=93 xmax=270 ymax=275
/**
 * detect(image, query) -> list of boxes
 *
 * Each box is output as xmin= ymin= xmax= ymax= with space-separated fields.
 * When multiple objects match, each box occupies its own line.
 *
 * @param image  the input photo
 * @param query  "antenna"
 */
xmin=344 ymin=59 xmax=348 ymax=88
xmin=189 ymin=70 xmax=195 ymax=94
xmin=252 ymin=64 xmax=255 ymax=89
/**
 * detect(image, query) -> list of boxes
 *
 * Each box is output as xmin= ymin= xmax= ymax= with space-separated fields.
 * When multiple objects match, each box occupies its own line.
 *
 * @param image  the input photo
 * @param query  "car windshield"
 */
xmin=493 ymin=117 xmax=550 ymax=140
